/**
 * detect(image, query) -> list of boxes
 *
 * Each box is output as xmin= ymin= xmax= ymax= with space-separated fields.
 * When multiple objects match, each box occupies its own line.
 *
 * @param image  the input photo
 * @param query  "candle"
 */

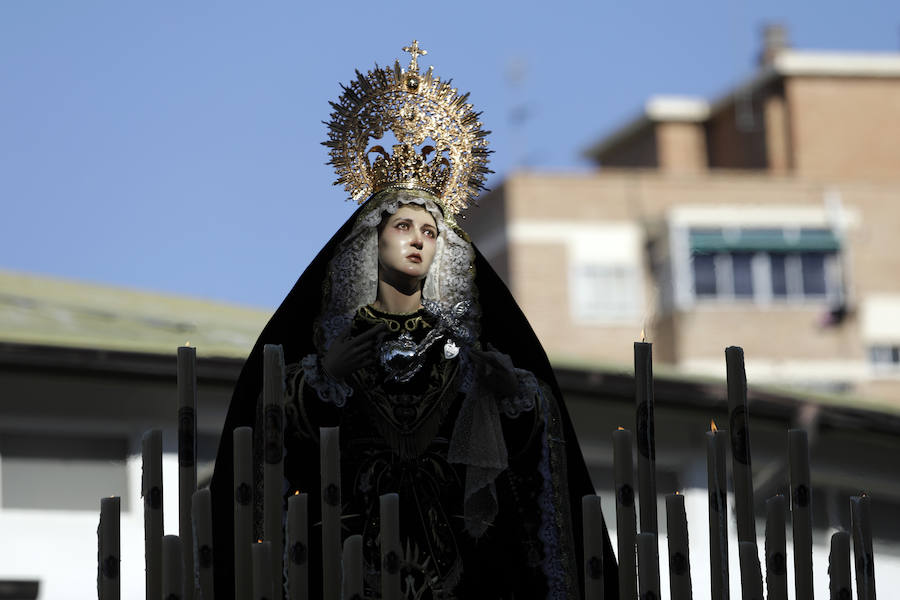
xmin=665 ymin=493 xmax=691 ymax=600
xmin=634 ymin=341 xmax=657 ymax=535
xmin=287 ymin=492 xmax=309 ymax=600
xmin=380 ymin=493 xmax=401 ymax=600
xmin=764 ymin=495 xmax=787 ymax=600
xmin=163 ymin=535 xmax=184 ymax=600
xmin=582 ymin=495 xmax=605 ymax=599
xmin=706 ymin=422 xmax=728 ymax=600
xmin=233 ymin=426 xmax=254 ymax=600
xmin=738 ymin=541 xmax=763 ymax=600
xmin=178 ymin=344 xmax=198 ymax=600
xmin=828 ymin=530 xmax=851 ymax=600
xmin=342 ymin=534 xmax=364 ymax=600
xmin=850 ymin=495 xmax=875 ymax=600
xmin=98 ymin=496 xmax=120 ymax=600
xmin=320 ymin=427 xmax=342 ymax=600
xmin=192 ymin=488 xmax=214 ymax=600
xmin=726 ymin=346 xmax=756 ymax=543
xmin=613 ymin=427 xmax=637 ymax=600
xmin=263 ymin=344 xmax=285 ymax=590
xmin=789 ymin=429 xmax=813 ymax=600
xmin=636 ymin=532 xmax=660 ymax=600
xmin=252 ymin=541 xmax=274 ymax=600
xmin=142 ymin=429 xmax=163 ymax=600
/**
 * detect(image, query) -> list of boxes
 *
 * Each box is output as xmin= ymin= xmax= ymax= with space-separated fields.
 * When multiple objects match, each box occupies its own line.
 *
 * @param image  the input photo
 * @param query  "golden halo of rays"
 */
xmin=324 ymin=40 xmax=492 ymax=221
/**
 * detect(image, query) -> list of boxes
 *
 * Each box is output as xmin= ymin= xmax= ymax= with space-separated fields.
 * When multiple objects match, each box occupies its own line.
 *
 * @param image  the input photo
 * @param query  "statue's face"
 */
xmin=377 ymin=204 xmax=438 ymax=282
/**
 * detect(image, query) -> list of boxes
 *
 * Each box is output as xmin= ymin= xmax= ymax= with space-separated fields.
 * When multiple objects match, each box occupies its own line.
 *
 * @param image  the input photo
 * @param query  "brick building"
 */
xmin=466 ymin=40 xmax=900 ymax=404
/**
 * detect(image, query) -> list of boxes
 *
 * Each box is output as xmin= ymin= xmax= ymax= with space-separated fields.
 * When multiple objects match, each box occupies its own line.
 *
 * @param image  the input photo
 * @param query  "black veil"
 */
xmin=209 ymin=200 xmax=619 ymax=598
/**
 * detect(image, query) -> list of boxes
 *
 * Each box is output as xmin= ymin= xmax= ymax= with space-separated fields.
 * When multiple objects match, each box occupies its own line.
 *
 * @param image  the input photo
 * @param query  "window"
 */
xmin=732 ymin=252 xmax=754 ymax=297
xmin=571 ymin=263 xmax=642 ymax=322
xmin=689 ymin=228 xmax=842 ymax=303
xmin=869 ymin=345 xmax=900 ymax=371
xmin=692 ymin=254 xmax=717 ymax=296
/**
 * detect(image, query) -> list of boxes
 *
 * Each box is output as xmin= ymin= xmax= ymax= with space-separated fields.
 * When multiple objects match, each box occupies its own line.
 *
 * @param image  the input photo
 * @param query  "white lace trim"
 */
xmin=481 ymin=349 xmax=539 ymax=418
xmin=299 ymin=353 xmax=353 ymax=407
xmin=535 ymin=386 xmax=567 ymax=599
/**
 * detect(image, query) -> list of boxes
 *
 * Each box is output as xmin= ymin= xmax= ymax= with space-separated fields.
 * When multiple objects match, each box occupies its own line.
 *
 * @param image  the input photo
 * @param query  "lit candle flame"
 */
xmin=640 ymin=328 xmax=646 ymax=343
xmin=184 ymin=341 xmax=191 ymax=347
xmin=675 ymin=491 xmax=681 ymax=495
xmin=710 ymin=420 xmax=718 ymax=432
xmin=257 ymin=538 xmax=263 ymax=543
xmin=294 ymin=490 xmax=300 ymax=496
xmin=617 ymin=426 xmax=625 ymax=431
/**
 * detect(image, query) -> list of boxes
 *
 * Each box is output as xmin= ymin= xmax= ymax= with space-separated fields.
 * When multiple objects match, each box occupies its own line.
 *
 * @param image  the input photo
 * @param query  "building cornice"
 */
xmin=586 ymin=49 xmax=900 ymax=163
xmin=774 ymin=50 xmax=900 ymax=78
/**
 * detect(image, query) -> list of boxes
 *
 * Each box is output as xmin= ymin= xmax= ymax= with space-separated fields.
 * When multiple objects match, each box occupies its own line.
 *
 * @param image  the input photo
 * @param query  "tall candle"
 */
xmin=342 ymin=534 xmax=364 ymax=600
xmin=636 ymin=532 xmax=660 ymax=600
xmin=263 ymin=344 xmax=285 ymax=591
xmin=726 ymin=346 xmax=756 ymax=543
xmin=788 ymin=429 xmax=813 ymax=600
xmin=738 ymin=541 xmax=763 ymax=600
xmin=142 ymin=429 xmax=163 ymax=600
xmin=582 ymin=495 xmax=606 ymax=599
xmin=98 ymin=496 xmax=121 ymax=600
xmin=613 ymin=427 xmax=637 ymax=600
xmin=288 ymin=492 xmax=309 ymax=600
xmin=192 ymin=488 xmax=214 ymax=600
xmin=665 ymin=493 xmax=691 ymax=600
xmin=828 ymin=530 xmax=851 ymax=600
xmin=163 ymin=535 xmax=184 ymax=600
xmin=252 ymin=541 xmax=274 ymax=600
xmin=764 ymin=495 xmax=787 ymax=600
xmin=233 ymin=426 xmax=254 ymax=600
xmin=178 ymin=344 xmax=198 ymax=600
xmin=320 ymin=427 xmax=342 ymax=600
xmin=706 ymin=423 xmax=729 ymax=600
xmin=634 ymin=341 xmax=657 ymax=534
xmin=850 ymin=495 xmax=875 ymax=600
xmin=380 ymin=493 xmax=401 ymax=600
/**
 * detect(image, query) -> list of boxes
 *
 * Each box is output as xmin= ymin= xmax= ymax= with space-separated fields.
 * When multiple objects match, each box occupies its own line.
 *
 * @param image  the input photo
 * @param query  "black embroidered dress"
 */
xmin=283 ymin=302 xmax=562 ymax=598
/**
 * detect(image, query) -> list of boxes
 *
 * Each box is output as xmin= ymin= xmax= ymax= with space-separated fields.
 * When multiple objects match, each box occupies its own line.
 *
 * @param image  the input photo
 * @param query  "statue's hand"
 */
xmin=321 ymin=323 xmax=387 ymax=381
xmin=471 ymin=347 xmax=519 ymax=398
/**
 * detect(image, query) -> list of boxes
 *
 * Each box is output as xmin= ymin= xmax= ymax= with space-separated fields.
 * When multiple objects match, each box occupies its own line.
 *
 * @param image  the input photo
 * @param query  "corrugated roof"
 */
xmin=0 ymin=269 xmax=271 ymax=358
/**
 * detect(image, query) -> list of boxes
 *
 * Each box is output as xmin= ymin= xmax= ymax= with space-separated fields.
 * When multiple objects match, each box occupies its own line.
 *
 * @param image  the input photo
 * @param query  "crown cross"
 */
xmin=402 ymin=40 xmax=427 ymax=73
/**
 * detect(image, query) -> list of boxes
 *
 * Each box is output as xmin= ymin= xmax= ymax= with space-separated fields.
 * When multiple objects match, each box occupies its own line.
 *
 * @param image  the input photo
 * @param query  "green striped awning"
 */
xmin=690 ymin=228 xmax=840 ymax=253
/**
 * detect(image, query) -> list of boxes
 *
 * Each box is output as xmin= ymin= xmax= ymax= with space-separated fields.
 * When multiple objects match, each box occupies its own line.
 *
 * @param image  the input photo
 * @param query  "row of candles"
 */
xmin=97 ymin=344 xmax=381 ymax=600
xmin=97 ymin=342 xmax=878 ymax=599
xmin=99 ymin=426 xmax=392 ymax=600
xmin=609 ymin=344 xmax=877 ymax=600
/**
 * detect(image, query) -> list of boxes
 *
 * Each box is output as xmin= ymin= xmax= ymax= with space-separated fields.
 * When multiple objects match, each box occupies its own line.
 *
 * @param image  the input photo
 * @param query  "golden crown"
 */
xmin=324 ymin=41 xmax=492 ymax=219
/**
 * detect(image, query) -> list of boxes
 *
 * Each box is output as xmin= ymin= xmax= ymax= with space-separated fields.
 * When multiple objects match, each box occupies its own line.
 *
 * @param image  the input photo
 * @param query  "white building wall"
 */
xmin=0 ymin=448 xmax=183 ymax=599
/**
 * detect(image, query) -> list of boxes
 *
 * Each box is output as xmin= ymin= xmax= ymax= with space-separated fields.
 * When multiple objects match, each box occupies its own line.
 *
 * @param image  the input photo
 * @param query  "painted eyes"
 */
xmin=394 ymin=221 xmax=436 ymax=238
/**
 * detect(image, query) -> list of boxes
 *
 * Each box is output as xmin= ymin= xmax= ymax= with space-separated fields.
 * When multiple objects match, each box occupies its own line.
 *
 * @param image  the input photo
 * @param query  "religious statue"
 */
xmin=210 ymin=41 xmax=618 ymax=599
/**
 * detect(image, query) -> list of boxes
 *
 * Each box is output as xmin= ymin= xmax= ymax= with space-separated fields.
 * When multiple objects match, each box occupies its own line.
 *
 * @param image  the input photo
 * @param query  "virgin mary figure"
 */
xmin=209 ymin=42 xmax=618 ymax=599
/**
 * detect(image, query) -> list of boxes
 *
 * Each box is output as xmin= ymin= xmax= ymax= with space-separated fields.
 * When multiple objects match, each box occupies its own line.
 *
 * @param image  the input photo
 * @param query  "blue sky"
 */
xmin=2 ymin=1 xmax=898 ymax=308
